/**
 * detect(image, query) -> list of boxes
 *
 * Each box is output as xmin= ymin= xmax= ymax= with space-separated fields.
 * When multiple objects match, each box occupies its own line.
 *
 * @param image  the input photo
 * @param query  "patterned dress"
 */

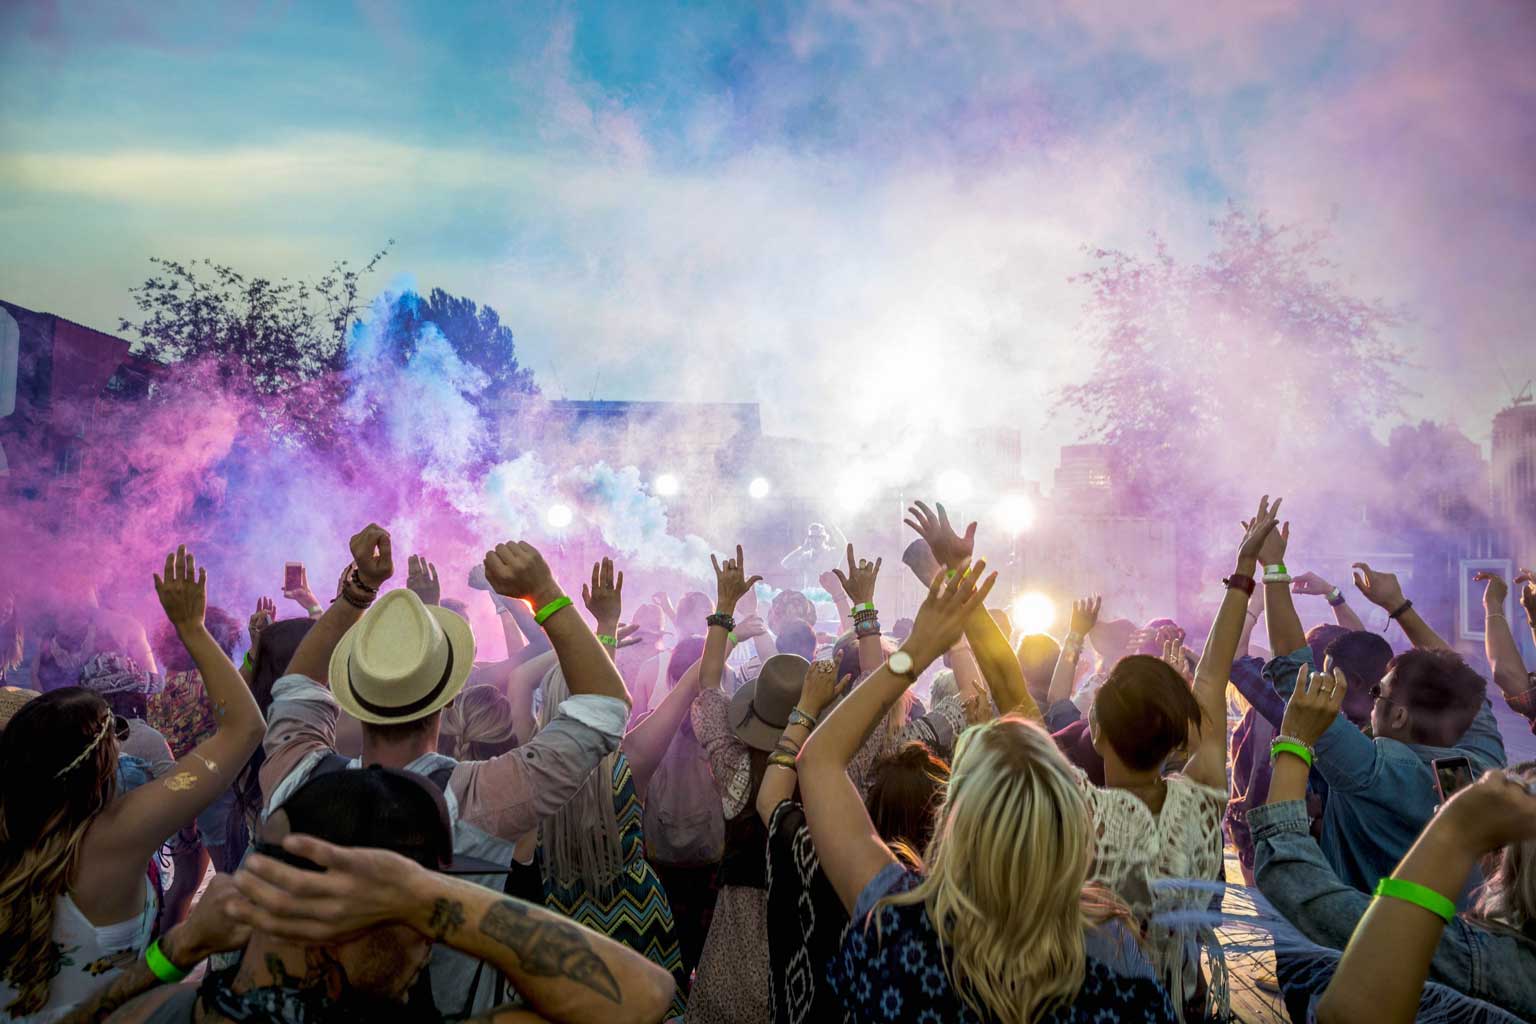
xmin=829 ymin=868 xmax=1177 ymax=1024
xmin=543 ymin=753 xmax=688 ymax=1019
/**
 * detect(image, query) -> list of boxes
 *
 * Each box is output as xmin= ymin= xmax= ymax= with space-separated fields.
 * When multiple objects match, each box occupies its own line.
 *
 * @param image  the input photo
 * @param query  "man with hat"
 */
xmin=66 ymin=767 xmax=676 ymax=1024
xmin=257 ymin=524 xmax=633 ymax=1018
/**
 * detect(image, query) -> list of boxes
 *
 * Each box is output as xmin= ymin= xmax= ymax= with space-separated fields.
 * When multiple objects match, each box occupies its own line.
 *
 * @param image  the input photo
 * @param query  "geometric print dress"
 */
xmin=542 ymin=752 xmax=689 ymax=1019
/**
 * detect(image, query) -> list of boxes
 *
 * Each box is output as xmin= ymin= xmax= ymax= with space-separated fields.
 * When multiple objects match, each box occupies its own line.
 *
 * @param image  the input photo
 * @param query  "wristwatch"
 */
xmin=888 ymin=650 xmax=917 ymax=682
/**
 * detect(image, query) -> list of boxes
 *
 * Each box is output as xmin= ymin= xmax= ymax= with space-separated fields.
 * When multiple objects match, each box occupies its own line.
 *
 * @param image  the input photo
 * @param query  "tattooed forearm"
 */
xmin=428 ymin=898 xmax=466 ymax=940
xmin=56 ymin=962 xmax=161 ymax=1024
xmin=479 ymin=899 xmax=622 ymax=1003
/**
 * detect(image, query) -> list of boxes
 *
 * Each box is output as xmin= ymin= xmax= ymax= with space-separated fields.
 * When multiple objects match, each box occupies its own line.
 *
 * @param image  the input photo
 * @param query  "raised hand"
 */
xmin=484 ymin=541 xmax=562 ymax=607
xmin=831 ymin=544 xmax=881 ymax=606
xmin=1351 ymin=561 xmax=1406 ymax=611
xmin=467 ymin=563 xmax=492 ymax=592
xmin=613 ymin=623 xmax=644 ymax=650
xmin=1068 ymin=595 xmax=1102 ymax=637
xmin=905 ymin=559 xmax=998 ymax=666
xmin=1514 ymin=568 xmax=1535 ymax=621
xmin=406 ymin=555 xmax=441 ymax=606
xmin=232 ymin=834 xmax=426 ymax=944
xmin=1473 ymin=570 xmax=1508 ymax=611
xmin=1434 ymin=768 xmax=1536 ymax=856
xmin=282 ymin=563 xmax=318 ymax=609
xmin=1291 ymin=572 xmax=1336 ymax=597
xmin=248 ymin=596 xmax=277 ymax=649
xmin=904 ymin=501 xmax=977 ymax=571
xmin=1280 ymin=661 xmax=1347 ymax=747
xmin=1238 ymin=496 xmax=1284 ymax=564
xmin=348 ymin=524 xmax=394 ymax=589
xmin=172 ymin=874 xmax=254 ymax=963
xmin=818 ymin=570 xmax=843 ymax=598
xmin=1163 ymin=636 xmax=1194 ymax=684
xmin=800 ymin=660 xmax=850 ymax=718
xmin=712 ymin=545 xmax=764 ymax=614
xmin=582 ymin=558 xmax=625 ymax=627
xmin=154 ymin=545 xmax=207 ymax=630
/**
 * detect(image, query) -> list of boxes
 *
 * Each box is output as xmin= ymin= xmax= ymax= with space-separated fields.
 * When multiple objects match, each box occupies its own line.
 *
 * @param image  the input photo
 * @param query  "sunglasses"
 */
xmin=1368 ymin=683 xmax=1397 ymax=706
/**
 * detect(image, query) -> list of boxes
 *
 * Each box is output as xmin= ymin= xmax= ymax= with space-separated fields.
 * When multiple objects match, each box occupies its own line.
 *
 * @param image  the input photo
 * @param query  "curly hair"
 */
xmin=0 ymin=688 xmax=119 ymax=1016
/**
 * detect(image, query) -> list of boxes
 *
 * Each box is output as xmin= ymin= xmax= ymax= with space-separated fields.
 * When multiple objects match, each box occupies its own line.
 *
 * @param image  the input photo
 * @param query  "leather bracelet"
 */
xmin=1388 ymin=599 xmax=1414 ymax=620
xmin=706 ymin=612 xmax=736 ymax=632
xmin=1223 ymin=573 xmax=1256 ymax=596
xmin=1374 ymin=877 xmax=1456 ymax=924
xmin=1326 ymin=588 xmax=1346 ymax=607
xmin=347 ymin=567 xmax=379 ymax=595
xmin=340 ymin=586 xmax=373 ymax=610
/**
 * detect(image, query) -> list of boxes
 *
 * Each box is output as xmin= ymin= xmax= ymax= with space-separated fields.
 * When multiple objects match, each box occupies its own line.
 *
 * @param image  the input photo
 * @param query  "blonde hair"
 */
xmin=876 ymin=715 xmax=1124 ymax=1024
xmin=536 ymin=666 xmax=625 ymax=893
xmin=440 ymin=685 xmax=518 ymax=760
xmin=1473 ymin=763 xmax=1536 ymax=932
xmin=0 ymin=693 xmax=118 ymax=1016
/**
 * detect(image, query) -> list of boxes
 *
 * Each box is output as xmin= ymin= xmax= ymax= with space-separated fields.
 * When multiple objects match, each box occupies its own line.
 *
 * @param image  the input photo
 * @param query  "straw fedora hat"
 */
xmin=728 ymin=653 xmax=809 ymax=752
xmin=329 ymin=589 xmax=475 ymax=726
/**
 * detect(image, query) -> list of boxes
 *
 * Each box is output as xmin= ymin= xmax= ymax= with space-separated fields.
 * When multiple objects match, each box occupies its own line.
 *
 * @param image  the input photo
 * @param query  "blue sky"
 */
xmin=3 ymin=0 xmax=1534 ymax=481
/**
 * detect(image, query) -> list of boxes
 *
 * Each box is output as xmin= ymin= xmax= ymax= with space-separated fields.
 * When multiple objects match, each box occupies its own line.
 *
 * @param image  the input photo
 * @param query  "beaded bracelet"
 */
xmin=533 ymin=595 xmax=573 ymax=625
xmin=1374 ymin=877 xmax=1456 ymax=924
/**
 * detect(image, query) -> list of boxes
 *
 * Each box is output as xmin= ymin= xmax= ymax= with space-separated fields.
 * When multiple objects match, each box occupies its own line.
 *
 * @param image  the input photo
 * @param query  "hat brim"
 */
xmin=728 ymin=679 xmax=788 ymax=752
xmin=329 ymin=604 xmax=476 ymax=726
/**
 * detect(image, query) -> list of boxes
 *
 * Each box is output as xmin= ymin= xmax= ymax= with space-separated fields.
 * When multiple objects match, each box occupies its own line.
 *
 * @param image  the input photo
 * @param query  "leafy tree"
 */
xmin=383 ymin=287 xmax=538 ymax=399
xmin=119 ymin=243 xmax=393 ymax=393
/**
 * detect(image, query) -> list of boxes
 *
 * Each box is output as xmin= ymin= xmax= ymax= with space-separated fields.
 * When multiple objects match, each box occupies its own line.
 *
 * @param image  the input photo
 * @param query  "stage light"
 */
xmin=997 ymin=493 xmax=1037 ymax=534
xmin=835 ymin=476 xmax=873 ymax=513
xmin=1011 ymin=591 xmax=1056 ymax=635
xmin=654 ymin=473 xmax=680 ymax=497
xmin=545 ymin=503 xmax=573 ymax=529
xmin=936 ymin=469 xmax=974 ymax=503
xmin=748 ymin=476 xmax=771 ymax=500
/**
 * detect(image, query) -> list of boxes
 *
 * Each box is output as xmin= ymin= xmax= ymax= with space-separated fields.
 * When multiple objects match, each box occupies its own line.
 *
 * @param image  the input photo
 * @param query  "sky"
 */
xmin=3 ymin=0 xmax=1535 ymax=485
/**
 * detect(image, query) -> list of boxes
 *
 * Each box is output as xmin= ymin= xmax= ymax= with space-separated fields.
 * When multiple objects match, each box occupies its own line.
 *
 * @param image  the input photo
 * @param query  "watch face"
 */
xmin=889 ymin=651 xmax=914 ymax=676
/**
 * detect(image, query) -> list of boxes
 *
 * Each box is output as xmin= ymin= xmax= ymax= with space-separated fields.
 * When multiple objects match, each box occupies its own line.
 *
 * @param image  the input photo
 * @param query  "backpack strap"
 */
xmin=310 ymin=752 xmax=353 ymax=778
xmin=426 ymin=764 xmax=456 ymax=791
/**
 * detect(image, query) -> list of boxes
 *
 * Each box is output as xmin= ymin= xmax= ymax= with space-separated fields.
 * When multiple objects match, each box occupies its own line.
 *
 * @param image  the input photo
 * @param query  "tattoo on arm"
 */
xmin=479 ymin=899 xmax=622 ymax=1004
xmin=57 ymin=963 xmax=162 ymax=1024
xmin=428 ymin=898 xmax=466 ymax=940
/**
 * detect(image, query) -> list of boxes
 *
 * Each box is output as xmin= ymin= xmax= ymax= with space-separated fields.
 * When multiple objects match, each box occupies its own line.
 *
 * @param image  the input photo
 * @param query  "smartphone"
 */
xmin=284 ymin=562 xmax=304 ymax=592
xmin=1432 ymin=755 xmax=1475 ymax=804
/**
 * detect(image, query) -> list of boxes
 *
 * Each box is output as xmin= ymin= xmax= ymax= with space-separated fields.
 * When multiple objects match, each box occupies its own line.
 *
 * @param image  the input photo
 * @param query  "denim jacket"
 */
xmin=1252 ymin=799 xmax=1536 ymax=1020
xmin=1265 ymin=646 xmax=1506 ymax=895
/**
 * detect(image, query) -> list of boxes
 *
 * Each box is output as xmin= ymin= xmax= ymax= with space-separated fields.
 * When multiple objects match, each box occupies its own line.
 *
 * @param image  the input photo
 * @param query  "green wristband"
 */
xmin=1374 ymin=877 xmax=1456 ymax=924
xmin=533 ymin=595 xmax=574 ymax=626
xmin=1265 ymin=562 xmax=1288 ymax=576
xmin=597 ymin=634 xmax=618 ymax=648
xmin=145 ymin=938 xmax=189 ymax=983
xmin=241 ymin=649 xmax=255 ymax=671
xmin=852 ymin=602 xmax=876 ymax=614
xmin=1270 ymin=740 xmax=1313 ymax=767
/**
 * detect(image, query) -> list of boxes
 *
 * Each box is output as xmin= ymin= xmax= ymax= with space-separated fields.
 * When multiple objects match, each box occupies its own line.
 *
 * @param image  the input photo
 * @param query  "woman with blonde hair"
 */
xmin=439 ymin=683 xmax=520 ymax=760
xmin=0 ymin=547 xmax=265 ymax=1020
xmin=799 ymin=558 xmax=1175 ymax=1024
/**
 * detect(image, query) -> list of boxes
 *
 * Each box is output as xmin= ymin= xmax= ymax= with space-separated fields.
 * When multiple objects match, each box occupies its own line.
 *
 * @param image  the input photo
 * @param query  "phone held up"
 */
xmin=284 ymin=562 xmax=304 ymax=593
xmin=1432 ymin=755 xmax=1475 ymax=806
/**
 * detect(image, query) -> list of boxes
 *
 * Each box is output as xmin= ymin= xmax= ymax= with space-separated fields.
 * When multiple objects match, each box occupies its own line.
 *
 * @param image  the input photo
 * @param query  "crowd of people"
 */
xmin=2 ymin=493 xmax=1536 ymax=1023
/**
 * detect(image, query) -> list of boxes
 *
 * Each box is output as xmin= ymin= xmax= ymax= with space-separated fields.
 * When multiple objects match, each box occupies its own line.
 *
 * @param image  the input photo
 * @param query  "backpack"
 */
xmin=643 ymin=727 xmax=725 ymax=867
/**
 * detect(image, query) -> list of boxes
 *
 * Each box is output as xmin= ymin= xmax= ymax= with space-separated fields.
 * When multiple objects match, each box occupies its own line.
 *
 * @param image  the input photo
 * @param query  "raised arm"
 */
xmin=831 ymin=544 xmax=884 ymax=676
xmin=1519 ymin=569 xmax=1536 ymax=653
xmin=1352 ymin=562 xmax=1449 ymax=651
xmin=800 ymin=559 xmax=995 ymax=912
xmin=1250 ymin=503 xmax=1305 ymax=657
xmin=820 ymin=569 xmax=854 ymax=633
xmin=88 ymin=546 xmax=266 ymax=867
xmin=405 ymin=555 xmax=442 ymax=606
xmin=1475 ymin=572 xmax=1530 ymax=698
xmin=485 ymin=542 xmax=629 ymax=706
xmin=1316 ymin=770 xmax=1536 ymax=1024
xmin=756 ymin=660 xmax=845 ymax=826
xmin=242 ymin=596 xmax=276 ymax=685
xmin=286 ymin=524 xmax=394 ymax=684
xmin=1047 ymin=597 xmax=1100 ymax=711
xmin=1185 ymin=497 xmax=1279 ymax=791
xmin=233 ymin=836 xmax=676 ymax=1024
xmin=1292 ymin=571 xmax=1366 ymax=631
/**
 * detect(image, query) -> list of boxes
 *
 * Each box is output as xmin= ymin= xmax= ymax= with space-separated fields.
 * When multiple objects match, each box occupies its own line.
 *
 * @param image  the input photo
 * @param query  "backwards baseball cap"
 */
xmin=261 ymin=766 xmax=506 ymax=875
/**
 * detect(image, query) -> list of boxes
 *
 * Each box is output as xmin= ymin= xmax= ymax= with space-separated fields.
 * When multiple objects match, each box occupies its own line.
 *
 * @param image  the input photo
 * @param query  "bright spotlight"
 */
xmin=748 ymin=476 xmax=771 ymax=500
xmin=936 ymin=469 xmax=974 ymax=503
xmin=835 ymin=477 xmax=873 ymax=513
xmin=654 ymin=473 xmax=680 ymax=497
xmin=997 ymin=493 xmax=1037 ymax=534
xmin=545 ymin=503 xmax=573 ymax=529
xmin=1011 ymin=591 xmax=1056 ymax=635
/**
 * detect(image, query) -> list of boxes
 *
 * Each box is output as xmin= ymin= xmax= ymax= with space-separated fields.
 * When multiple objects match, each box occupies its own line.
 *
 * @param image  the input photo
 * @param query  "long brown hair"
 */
xmin=0 ymin=688 xmax=119 ymax=1016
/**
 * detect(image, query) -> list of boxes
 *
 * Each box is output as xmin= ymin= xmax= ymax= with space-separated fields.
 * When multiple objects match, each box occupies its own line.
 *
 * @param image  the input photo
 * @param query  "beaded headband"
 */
xmin=54 ymin=715 xmax=113 ymax=779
